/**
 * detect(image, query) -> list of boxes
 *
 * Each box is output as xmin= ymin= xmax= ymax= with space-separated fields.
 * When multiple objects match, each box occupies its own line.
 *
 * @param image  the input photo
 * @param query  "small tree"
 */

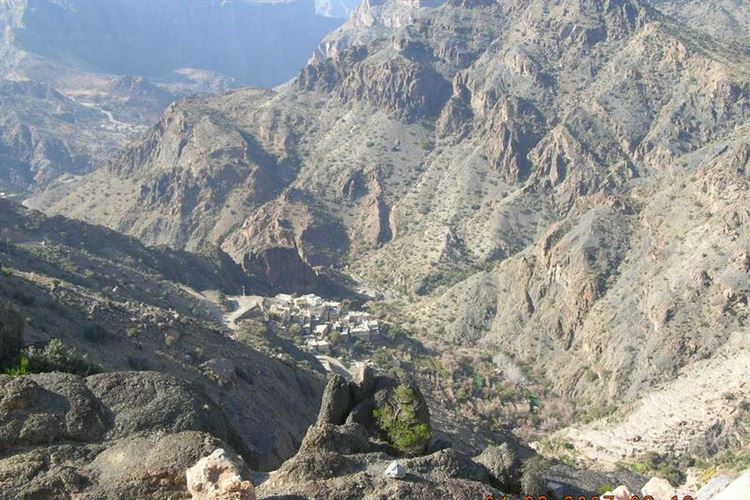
xmin=373 ymin=384 xmax=431 ymax=456
xmin=26 ymin=339 xmax=99 ymax=376
xmin=330 ymin=331 xmax=343 ymax=345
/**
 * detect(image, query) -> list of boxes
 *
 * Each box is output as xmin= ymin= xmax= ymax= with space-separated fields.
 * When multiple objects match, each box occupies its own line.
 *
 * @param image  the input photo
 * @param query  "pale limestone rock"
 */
xmin=711 ymin=470 xmax=750 ymax=500
xmin=601 ymin=485 xmax=632 ymax=500
xmin=696 ymin=474 xmax=732 ymax=499
xmin=641 ymin=477 xmax=676 ymax=499
xmin=384 ymin=460 xmax=407 ymax=479
xmin=186 ymin=449 xmax=256 ymax=500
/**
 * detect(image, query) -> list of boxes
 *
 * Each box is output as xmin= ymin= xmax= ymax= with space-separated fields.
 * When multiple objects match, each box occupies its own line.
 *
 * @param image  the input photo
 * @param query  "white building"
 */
xmin=305 ymin=338 xmax=331 ymax=353
xmin=314 ymin=324 xmax=330 ymax=336
xmin=350 ymin=324 xmax=371 ymax=339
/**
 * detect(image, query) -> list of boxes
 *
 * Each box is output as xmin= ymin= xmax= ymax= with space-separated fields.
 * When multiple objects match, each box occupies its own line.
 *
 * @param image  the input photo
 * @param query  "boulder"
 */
xmin=299 ymin=422 xmax=372 ymax=455
xmin=602 ymin=485 xmax=632 ymax=500
xmin=345 ymin=398 xmax=376 ymax=428
xmin=384 ymin=460 xmax=407 ymax=479
xmin=0 ymin=373 xmax=109 ymax=449
xmin=641 ymin=477 xmax=676 ymax=499
xmin=88 ymin=431 xmax=223 ymax=498
xmin=520 ymin=456 xmax=550 ymax=497
xmin=316 ymin=374 xmax=351 ymax=426
xmin=86 ymin=371 xmax=229 ymax=441
xmin=186 ymin=448 xmax=256 ymax=500
xmin=474 ymin=443 xmax=522 ymax=491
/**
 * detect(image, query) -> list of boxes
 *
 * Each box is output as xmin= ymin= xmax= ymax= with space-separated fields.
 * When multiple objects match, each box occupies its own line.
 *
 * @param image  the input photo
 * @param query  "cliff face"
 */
xmin=37 ymin=0 xmax=750 ymax=460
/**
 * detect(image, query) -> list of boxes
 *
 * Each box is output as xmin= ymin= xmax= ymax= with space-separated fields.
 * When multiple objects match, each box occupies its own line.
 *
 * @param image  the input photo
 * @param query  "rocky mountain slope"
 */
xmin=35 ymin=0 xmax=750 ymax=470
xmin=652 ymin=0 xmax=750 ymax=46
xmin=1 ymin=0 xmax=346 ymax=89
xmin=0 ymin=0 xmax=353 ymax=194
xmin=0 ymin=79 xmax=154 ymax=193
xmin=0 ymin=199 xmax=325 ymax=477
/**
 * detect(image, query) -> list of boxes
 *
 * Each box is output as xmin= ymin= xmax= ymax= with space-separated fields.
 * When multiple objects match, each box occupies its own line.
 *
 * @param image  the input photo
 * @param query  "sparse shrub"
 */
xmin=598 ymin=484 xmax=616 ymax=495
xmin=4 ymin=355 xmax=30 ymax=377
xmin=330 ymin=331 xmax=343 ymax=345
xmin=372 ymin=348 xmax=392 ymax=368
xmin=26 ymin=339 xmax=99 ymax=376
xmin=164 ymin=330 xmax=181 ymax=347
xmin=373 ymin=384 xmax=432 ymax=456
xmin=624 ymin=452 xmax=686 ymax=486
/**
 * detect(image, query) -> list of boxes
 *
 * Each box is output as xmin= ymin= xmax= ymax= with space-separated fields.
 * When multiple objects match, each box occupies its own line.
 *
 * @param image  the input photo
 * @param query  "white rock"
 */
xmin=384 ymin=460 xmax=407 ymax=479
xmin=601 ymin=485 xmax=632 ymax=500
xmin=642 ymin=477 xmax=676 ymax=499
xmin=711 ymin=470 xmax=750 ymax=500
xmin=186 ymin=448 xmax=256 ymax=500
xmin=696 ymin=474 xmax=732 ymax=499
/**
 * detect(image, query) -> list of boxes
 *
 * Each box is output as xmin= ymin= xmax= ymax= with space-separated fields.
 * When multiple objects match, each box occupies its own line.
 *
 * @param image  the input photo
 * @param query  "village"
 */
xmin=226 ymin=292 xmax=380 ymax=356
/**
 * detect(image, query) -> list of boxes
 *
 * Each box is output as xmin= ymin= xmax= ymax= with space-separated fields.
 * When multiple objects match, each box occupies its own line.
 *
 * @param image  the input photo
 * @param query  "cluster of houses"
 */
xmin=266 ymin=293 xmax=380 ymax=353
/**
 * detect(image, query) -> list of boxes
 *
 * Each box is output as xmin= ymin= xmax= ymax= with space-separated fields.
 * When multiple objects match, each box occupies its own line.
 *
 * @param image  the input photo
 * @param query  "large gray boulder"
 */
xmin=0 ymin=373 xmax=109 ymax=451
xmin=0 ymin=371 xmax=240 ymax=499
xmin=0 ymin=430 xmax=228 ymax=499
xmin=316 ymin=374 xmax=351 ymax=426
xmin=86 ymin=371 xmax=229 ymax=441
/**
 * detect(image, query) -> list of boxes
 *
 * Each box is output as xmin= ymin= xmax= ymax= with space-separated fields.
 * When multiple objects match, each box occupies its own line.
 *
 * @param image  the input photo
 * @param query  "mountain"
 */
xmin=1 ymin=0 xmax=346 ymax=89
xmin=0 ymin=0 xmax=353 ymax=194
xmin=652 ymin=0 xmax=750 ymax=46
xmin=29 ymin=0 xmax=750 ymax=478
xmin=316 ymin=0 xmax=362 ymax=18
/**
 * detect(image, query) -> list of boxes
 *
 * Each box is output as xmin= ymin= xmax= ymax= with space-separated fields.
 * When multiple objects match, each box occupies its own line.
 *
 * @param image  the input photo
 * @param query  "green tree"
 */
xmin=373 ymin=384 xmax=431 ymax=456
xmin=330 ymin=331 xmax=343 ymax=345
xmin=372 ymin=348 xmax=391 ymax=368
xmin=26 ymin=339 xmax=99 ymax=376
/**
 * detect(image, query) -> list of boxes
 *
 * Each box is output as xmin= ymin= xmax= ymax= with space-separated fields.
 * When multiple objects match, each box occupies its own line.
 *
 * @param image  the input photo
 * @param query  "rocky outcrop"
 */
xmin=335 ymin=55 xmax=451 ymax=121
xmin=257 ymin=372 xmax=507 ymax=498
xmin=474 ymin=442 xmax=524 ymax=492
xmin=0 ymin=372 xmax=230 ymax=451
xmin=0 ymin=371 xmax=241 ymax=498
